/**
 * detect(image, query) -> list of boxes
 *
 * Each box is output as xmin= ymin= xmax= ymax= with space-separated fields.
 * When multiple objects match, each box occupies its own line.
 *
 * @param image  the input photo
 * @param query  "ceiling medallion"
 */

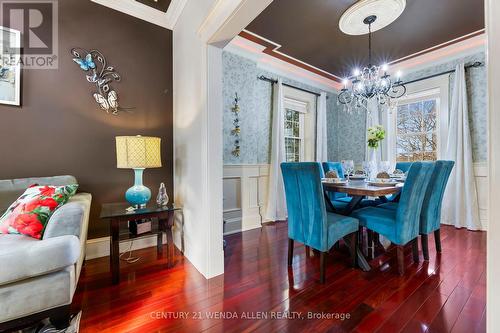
xmin=339 ymin=0 xmax=406 ymax=35
xmin=338 ymin=3 xmax=407 ymax=114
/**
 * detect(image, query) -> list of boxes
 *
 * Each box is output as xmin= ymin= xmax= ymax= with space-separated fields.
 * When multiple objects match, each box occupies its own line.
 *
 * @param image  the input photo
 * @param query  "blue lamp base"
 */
xmin=125 ymin=168 xmax=151 ymax=209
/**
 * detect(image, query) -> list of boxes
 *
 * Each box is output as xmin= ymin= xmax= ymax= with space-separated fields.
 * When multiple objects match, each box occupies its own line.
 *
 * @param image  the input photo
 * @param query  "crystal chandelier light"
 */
xmin=337 ymin=15 xmax=406 ymax=113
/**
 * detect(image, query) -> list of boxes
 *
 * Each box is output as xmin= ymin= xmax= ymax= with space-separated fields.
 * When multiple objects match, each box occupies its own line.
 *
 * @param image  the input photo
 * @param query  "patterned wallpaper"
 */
xmin=223 ymin=51 xmax=338 ymax=164
xmin=223 ymin=50 xmax=487 ymax=165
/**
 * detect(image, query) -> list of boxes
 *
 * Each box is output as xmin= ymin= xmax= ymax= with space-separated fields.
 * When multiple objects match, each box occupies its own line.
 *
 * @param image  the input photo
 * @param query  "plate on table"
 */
xmin=368 ymin=180 xmax=399 ymax=187
xmin=322 ymin=178 xmax=348 ymax=185
xmin=390 ymin=174 xmax=406 ymax=179
xmin=349 ymin=175 xmax=367 ymax=180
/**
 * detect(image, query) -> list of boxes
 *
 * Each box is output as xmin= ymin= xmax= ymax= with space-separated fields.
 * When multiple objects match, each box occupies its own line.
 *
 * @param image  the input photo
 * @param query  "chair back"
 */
xmin=420 ymin=160 xmax=455 ymax=234
xmin=395 ymin=162 xmax=435 ymax=244
xmin=281 ymin=162 xmax=328 ymax=251
xmin=395 ymin=162 xmax=413 ymax=173
xmin=322 ymin=162 xmax=347 ymax=200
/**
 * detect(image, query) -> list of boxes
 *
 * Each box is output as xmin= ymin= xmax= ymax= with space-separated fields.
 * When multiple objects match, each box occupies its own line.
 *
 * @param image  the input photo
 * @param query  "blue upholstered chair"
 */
xmin=351 ymin=162 xmax=435 ymax=275
xmin=281 ymin=162 xmax=359 ymax=283
xmin=395 ymin=162 xmax=413 ymax=173
xmin=378 ymin=161 xmax=454 ymax=260
xmin=322 ymin=162 xmax=347 ymax=200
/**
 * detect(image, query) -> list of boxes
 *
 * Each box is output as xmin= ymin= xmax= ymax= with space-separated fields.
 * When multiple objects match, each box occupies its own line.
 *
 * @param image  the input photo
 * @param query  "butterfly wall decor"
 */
xmin=71 ymin=48 xmax=125 ymax=115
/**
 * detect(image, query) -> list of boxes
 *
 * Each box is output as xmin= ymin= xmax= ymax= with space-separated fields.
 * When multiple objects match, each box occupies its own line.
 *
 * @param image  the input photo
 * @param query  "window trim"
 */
xmin=394 ymin=74 xmax=449 ymax=160
xmin=283 ymin=86 xmax=317 ymax=162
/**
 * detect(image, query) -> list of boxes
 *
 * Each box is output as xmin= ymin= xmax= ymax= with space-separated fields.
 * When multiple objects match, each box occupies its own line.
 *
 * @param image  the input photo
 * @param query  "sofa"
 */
xmin=0 ymin=176 xmax=91 ymax=331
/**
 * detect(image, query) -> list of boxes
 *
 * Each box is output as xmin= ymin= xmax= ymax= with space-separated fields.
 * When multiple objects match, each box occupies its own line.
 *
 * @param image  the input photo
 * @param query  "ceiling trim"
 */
xmin=390 ymin=29 xmax=485 ymax=66
xmin=91 ymin=0 xmax=187 ymax=30
xmin=225 ymin=35 xmax=342 ymax=92
xmin=391 ymin=32 xmax=486 ymax=76
xmin=241 ymin=28 xmax=486 ymax=83
xmin=240 ymin=30 xmax=344 ymax=83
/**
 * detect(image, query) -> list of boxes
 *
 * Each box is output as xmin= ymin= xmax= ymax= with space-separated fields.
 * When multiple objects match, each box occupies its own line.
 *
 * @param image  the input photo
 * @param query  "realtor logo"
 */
xmin=1 ymin=0 xmax=58 ymax=69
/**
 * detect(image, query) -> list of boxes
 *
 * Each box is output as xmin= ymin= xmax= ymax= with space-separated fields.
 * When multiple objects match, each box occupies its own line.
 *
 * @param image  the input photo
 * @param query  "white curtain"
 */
xmin=316 ymin=92 xmax=328 ymax=162
xmin=265 ymin=78 xmax=287 ymax=221
xmin=441 ymin=64 xmax=481 ymax=230
xmin=381 ymin=106 xmax=397 ymax=170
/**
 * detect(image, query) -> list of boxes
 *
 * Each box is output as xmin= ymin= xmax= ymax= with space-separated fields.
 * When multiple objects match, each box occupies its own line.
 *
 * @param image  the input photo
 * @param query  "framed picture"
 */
xmin=0 ymin=26 xmax=21 ymax=106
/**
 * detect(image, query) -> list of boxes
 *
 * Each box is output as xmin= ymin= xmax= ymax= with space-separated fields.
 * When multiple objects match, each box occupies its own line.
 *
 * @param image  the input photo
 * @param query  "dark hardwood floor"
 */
xmin=73 ymin=224 xmax=486 ymax=332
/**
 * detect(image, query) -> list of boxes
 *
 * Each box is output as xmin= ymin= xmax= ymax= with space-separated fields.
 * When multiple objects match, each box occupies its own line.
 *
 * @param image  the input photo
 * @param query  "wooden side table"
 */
xmin=100 ymin=203 xmax=181 ymax=285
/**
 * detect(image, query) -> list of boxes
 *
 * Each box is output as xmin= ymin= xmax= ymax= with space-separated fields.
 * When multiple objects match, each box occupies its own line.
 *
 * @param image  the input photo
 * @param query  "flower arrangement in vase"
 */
xmin=367 ymin=125 xmax=386 ymax=149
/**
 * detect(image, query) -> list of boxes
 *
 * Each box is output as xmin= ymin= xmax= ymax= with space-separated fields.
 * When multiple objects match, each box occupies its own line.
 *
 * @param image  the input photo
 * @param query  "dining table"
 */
xmin=322 ymin=179 xmax=403 ymax=271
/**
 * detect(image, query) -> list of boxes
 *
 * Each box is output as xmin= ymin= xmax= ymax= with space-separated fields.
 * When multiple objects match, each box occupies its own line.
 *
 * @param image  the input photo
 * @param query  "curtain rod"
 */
xmin=257 ymin=75 xmax=329 ymax=99
xmin=402 ymin=61 xmax=484 ymax=86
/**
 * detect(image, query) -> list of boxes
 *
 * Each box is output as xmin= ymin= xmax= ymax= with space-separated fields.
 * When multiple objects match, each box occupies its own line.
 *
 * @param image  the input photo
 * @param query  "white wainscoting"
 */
xmin=474 ymin=162 xmax=489 ymax=230
xmin=223 ymin=164 xmax=269 ymax=234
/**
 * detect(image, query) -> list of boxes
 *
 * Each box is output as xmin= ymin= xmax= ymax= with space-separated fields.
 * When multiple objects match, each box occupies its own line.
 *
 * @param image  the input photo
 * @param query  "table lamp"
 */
xmin=116 ymin=136 xmax=162 ymax=208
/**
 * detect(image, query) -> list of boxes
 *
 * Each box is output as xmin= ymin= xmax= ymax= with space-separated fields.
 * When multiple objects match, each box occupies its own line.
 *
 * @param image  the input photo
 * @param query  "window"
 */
xmin=284 ymin=109 xmax=304 ymax=162
xmin=282 ymin=87 xmax=316 ymax=162
xmin=396 ymin=99 xmax=438 ymax=161
xmin=393 ymin=74 xmax=449 ymax=162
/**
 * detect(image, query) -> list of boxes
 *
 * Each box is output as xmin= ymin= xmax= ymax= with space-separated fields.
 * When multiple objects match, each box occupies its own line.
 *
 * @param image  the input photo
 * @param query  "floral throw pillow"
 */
xmin=0 ymin=184 xmax=78 ymax=239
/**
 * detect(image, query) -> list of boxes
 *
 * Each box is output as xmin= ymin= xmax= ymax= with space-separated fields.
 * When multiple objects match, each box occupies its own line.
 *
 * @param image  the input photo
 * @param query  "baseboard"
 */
xmin=85 ymin=234 xmax=168 ymax=260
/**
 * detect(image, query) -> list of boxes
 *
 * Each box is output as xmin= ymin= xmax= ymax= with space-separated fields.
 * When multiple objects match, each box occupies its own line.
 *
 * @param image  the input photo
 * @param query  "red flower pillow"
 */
xmin=0 ymin=184 xmax=78 ymax=239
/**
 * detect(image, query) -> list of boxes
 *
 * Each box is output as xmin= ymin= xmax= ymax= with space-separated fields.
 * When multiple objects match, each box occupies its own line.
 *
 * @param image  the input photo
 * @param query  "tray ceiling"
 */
xmin=245 ymin=0 xmax=485 ymax=79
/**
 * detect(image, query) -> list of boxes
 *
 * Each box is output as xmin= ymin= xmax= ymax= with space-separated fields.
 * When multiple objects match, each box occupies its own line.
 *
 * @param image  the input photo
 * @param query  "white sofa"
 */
xmin=0 ymin=176 xmax=91 ymax=331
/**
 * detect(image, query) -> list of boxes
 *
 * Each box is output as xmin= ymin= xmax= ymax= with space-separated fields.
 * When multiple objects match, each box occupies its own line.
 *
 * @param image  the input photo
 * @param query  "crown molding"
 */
xmin=240 ymin=29 xmax=486 ymax=84
xmin=91 ymin=0 xmax=187 ymax=30
xmin=225 ymin=35 xmax=342 ymax=92
xmin=389 ymin=31 xmax=486 ymax=76
xmin=240 ymin=30 xmax=344 ymax=83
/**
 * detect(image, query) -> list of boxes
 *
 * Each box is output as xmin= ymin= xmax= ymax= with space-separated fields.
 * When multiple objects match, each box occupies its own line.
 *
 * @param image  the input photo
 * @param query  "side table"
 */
xmin=100 ymin=203 xmax=181 ymax=284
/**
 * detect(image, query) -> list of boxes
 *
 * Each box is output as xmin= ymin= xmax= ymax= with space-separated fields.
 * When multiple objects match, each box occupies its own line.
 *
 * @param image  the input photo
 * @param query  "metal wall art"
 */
xmin=71 ymin=48 xmax=123 ymax=115
xmin=230 ymin=93 xmax=241 ymax=157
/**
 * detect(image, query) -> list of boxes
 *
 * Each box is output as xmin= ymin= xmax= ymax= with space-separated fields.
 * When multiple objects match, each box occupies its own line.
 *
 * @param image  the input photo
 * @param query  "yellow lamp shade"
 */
xmin=116 ymin=136 xmax=162 ymax=169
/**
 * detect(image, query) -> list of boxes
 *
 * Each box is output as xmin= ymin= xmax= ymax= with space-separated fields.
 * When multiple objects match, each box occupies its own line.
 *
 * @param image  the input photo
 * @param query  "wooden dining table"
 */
xmin=322 ymin=180 xmax=403 ymax=271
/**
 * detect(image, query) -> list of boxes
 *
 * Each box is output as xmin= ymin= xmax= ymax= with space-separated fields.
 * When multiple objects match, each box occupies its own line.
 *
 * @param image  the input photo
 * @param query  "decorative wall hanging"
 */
xmin=70 ymin=48 xmax=124 ymax=115
xmin=0 ymin=27 xmax=21 ymax=106
xmin=230 ymin=93 xmax=241 ymax=157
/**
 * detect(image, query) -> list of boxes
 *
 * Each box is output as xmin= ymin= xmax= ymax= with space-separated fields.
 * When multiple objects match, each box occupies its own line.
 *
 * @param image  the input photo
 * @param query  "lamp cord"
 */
xmin=120 ymin=240 xmax=140 ymax=263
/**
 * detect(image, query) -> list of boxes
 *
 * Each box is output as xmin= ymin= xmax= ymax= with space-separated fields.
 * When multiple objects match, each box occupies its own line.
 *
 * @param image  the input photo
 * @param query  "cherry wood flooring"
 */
xmin=73 ymin=224 xmax=486 ymax=333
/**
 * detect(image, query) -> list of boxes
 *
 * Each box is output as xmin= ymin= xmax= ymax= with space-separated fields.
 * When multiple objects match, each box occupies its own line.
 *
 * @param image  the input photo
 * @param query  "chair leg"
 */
xmin=288 ymin=239 xmax=294 ymax=266
xmin=396 ymin=245 xmax=405 ymax=275
xmin=349 ymin=232 xmax=358 ymax=268
xmin=367 ymin=230 xmax=374 ymax=259
xmin=434 ymin=229 xmax=442 ymax=253
xmin=421 ymin=234 xmax=430 ymax=260
xmin=305 ymin=245 xmax=310 ymax=257
xmin=320 ymin=251 xmax=326 ymax=284
xmin=358 ymin=226 xmax=364 ymax=249
xmin=412 ymin=238 xmax=419 ymax=263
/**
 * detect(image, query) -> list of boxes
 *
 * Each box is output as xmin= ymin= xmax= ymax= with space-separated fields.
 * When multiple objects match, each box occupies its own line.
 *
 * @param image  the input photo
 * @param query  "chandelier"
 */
xmin=337 ymin=15 xmax=406 ymax=112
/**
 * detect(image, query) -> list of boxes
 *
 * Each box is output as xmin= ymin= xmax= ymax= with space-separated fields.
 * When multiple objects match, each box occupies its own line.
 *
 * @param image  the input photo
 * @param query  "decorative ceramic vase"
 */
xmin=156 ymin=182 xmax=169 ymax=207
xmin=369 ymin=148 xmax=378 ymax=179
xmin=125 ymin=168 xmax=151 ymax=209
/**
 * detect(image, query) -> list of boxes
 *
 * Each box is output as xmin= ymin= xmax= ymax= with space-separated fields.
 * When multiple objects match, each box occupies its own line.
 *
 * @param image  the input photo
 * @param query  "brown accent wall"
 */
xmin=0 ymin=0 xmax=173 ymax=238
